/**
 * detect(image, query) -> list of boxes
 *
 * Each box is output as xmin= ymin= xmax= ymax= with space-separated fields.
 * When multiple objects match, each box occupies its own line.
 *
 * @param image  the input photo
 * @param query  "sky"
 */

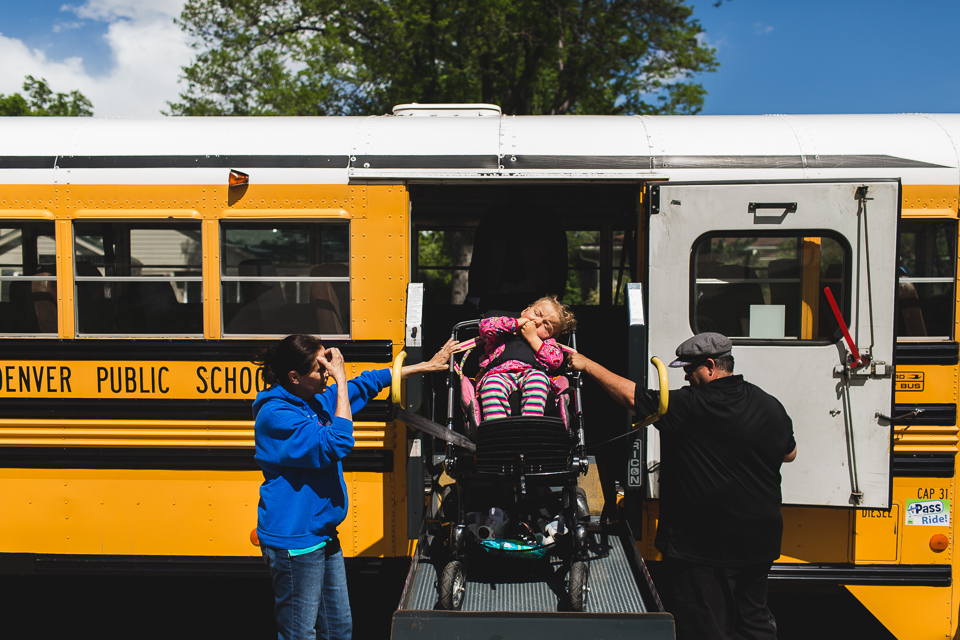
xmin=0 ymin=0 xmax=957 ymax=118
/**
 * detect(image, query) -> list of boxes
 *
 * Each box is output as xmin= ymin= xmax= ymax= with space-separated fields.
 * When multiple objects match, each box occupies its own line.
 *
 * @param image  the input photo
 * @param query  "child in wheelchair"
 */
xmin=476 ymin=296 xmax=576 ymax=421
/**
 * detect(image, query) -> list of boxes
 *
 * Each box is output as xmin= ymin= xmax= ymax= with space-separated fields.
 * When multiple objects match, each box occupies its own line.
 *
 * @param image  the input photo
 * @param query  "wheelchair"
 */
xmin=431 ymin=318 xmax=591 ymax=612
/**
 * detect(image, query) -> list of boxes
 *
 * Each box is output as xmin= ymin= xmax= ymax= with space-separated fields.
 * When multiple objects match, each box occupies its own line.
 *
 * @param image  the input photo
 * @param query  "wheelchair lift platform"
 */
xmin=391 ymin=522 xmax=674 ymax=640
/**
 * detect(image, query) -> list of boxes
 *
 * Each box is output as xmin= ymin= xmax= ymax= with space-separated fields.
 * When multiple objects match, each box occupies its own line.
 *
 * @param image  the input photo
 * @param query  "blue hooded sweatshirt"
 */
xmin=252 ymin=368 xmax=391 ymax=549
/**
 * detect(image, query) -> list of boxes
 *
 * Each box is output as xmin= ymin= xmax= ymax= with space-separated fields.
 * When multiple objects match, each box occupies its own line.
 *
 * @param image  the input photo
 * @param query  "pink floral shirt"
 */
xmin=477 ymin=316 xmax=564 ymax=378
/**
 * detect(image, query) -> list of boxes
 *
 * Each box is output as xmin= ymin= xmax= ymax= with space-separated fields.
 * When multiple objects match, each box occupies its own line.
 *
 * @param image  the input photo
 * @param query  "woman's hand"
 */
xmin=318 ymin=347 xmax=347 ymax=385
xmin=318 ymin=347 xmax=351 ymax=420
xmin=400 ymin=338 xmax=459 ymax=379
xmin=426 ymin=338 xmax=459 ymax=371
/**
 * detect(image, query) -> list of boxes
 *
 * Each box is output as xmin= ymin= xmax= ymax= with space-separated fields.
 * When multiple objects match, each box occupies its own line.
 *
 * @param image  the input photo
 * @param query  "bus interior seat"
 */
xmin=75 ymin=262 xmax=111 ymax=333
xmin=138 ymin=280 xmax=192 ymax=333
xmin=695 ymin=262 xmax=765 ymax=337
xmin=898 ymin=281 xmax=927 ymax=336
xmin=227 ymin=259 xmax=285 ymax=333
xmin=6 ymin=279 xmax=40 ymax=333
xmin=818 ymin=263 xmax=845 ymax=337
xmin=310 ymin=263 xmax=348 ymax=335
xmin=767 ymin=258 xmax=800 ymax=338
xmin=31 ymin=270 xmax=57 ymax=333
xmin=465 ymin=203 xmax=567 ymax=312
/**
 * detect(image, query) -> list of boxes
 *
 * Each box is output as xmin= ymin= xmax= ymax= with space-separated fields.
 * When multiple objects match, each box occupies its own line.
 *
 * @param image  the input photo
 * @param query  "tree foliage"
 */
xmin=0 ymin=76 xmax=94 ymax=116
xmin=169 ymin=0 xmax=718 ymax=116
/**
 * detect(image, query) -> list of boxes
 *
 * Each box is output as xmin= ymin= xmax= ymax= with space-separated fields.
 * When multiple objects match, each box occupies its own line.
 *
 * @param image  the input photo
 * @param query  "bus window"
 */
xmin=566 ymin=229 xmax=633 ymax=306
xmin=415 ymin=227 xmax=632 ymax=307
xmin=74 ymin=221 xmax=203 ymax=336
xmin=416 ymin=229 xmax=474 ymax=305
xmin=897 ymin=219 xmax=957 ymax=340
xmin=691 ymin=233 xmax=849 ymax=340
xmin=0 ymin=221 xmax=57 ymax=335
xmin=220 ymin=221 xmax=350 ymax=337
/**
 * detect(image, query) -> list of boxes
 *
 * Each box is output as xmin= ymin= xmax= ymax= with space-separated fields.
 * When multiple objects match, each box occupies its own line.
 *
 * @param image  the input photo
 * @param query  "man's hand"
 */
xmin=566 ymin=352 xmax=636 ymax=410
xmin=567 ymin=352 xmax=590 ymax=372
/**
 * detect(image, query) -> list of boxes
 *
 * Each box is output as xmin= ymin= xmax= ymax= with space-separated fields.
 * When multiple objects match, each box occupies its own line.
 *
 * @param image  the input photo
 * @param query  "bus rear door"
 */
xmin=646 ymin=180 xmax=899 ymax=508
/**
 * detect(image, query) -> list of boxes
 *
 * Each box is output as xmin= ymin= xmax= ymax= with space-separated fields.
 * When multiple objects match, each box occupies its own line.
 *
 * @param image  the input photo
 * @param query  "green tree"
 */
xmin=0 ymin=76 xmax=94 ymax=116
xmin=169 ymin=0 xmax=718 ymax=116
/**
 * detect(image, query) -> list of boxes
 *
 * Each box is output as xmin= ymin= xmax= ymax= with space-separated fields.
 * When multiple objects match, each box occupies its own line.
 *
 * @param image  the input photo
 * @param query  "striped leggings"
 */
xmin=478 ymin=369 xmax=550 ymax=420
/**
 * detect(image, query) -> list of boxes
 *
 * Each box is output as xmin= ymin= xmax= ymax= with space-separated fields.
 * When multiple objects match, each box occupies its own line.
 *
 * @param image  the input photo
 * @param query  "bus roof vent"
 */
xmin=392 ymin=103 xmax=502 ymax=117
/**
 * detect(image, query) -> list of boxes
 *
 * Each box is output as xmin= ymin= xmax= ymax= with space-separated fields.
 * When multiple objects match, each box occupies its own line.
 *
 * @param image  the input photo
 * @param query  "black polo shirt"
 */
xmin=635 ymin=374 xmax=796 ymax=566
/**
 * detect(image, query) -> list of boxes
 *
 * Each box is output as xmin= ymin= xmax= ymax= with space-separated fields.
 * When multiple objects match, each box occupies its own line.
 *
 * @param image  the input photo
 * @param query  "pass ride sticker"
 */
xmin=905 ymin=499 xmax=950 ymax=526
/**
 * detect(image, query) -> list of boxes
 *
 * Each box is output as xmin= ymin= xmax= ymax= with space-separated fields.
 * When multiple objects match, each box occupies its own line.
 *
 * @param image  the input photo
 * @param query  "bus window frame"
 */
xmin=687 ymin=229 xmax=853 ymax=345
xmin=71 ymin=216 xmax=205 ymax=339
xmin=895 ymin=215 xmax=958 ymax=342
xmin=218 ymin=217 xmax=352 ymax=339
xmin=0 ymin=216 xmax=59 ymax=337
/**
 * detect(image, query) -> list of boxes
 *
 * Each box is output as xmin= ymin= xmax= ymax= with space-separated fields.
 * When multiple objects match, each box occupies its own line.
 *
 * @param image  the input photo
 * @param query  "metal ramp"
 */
xmin=392 ymin=523 xmax=674 ymax=639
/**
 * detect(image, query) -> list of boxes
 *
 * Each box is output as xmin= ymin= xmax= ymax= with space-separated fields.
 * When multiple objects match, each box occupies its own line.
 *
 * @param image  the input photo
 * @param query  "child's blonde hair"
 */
xmin=531 ymin=295 xmax=576 ymax=335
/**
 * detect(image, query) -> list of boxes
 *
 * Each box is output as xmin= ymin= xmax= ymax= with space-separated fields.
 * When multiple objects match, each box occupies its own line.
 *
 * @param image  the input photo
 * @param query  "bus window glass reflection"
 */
xmin=220 ymin=222 xmax=350 ymax=337
xmin=0 ymin=221 xmax=58 ymax=335
xmin=73 ymin=221 xmax=203 ymax=336
xmin=692 ymin=233 xmax=849 ymax=341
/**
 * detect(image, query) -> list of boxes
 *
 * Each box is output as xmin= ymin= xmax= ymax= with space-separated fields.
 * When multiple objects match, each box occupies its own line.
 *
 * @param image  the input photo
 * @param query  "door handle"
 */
xmin=748 ymin=202 xmax=797 ymax=213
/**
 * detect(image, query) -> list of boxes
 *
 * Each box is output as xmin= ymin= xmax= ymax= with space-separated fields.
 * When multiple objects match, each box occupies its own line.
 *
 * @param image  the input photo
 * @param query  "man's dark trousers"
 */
xmin=660 ymin=557 xmax=777 ymax=640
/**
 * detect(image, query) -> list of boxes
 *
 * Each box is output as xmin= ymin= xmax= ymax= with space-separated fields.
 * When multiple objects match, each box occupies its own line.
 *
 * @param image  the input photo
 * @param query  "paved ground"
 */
xmin=1 ymin=571 xmax=896 ymax=638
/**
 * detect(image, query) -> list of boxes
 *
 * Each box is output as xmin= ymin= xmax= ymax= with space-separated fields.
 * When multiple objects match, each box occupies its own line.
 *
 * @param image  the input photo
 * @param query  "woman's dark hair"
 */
xmin=253 ymin=334 xmax=323 ymax=388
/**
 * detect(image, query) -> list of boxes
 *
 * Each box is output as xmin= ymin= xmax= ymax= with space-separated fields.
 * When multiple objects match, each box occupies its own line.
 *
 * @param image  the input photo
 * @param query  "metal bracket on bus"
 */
xmin=403 ymin=283 xmax=425 ymax=411
xmin=833 ymin=358 xmax=891 ymax=379
xmin=875 ymin=408 xmax=925 ymax=423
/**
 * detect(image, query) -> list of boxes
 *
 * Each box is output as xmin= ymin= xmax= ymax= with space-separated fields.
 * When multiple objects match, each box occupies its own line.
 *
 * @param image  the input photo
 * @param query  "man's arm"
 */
xmin=784 ymin=446 xmax=797 ymax=463
xmin=567 ymin=352 xmax=636 ymax=410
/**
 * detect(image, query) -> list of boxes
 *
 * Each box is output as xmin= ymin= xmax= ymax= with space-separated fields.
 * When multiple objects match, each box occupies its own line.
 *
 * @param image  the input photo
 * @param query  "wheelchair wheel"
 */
xmin=438 ymin=560 xmax=466 ymax=610
xmin=576 ymin=487 xmax=590 ymax=522
xmin=568 ymin=560 xmax=589 ymax=612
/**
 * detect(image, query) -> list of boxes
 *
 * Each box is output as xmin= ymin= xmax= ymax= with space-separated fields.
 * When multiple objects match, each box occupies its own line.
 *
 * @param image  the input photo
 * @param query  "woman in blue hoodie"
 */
xmin=253 ymin=334 xmax=455 ymax=640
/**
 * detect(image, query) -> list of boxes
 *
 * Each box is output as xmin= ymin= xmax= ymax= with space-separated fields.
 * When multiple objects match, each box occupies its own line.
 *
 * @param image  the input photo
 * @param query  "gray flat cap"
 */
xmin=669 ymin=332 xmax=733 ymax=368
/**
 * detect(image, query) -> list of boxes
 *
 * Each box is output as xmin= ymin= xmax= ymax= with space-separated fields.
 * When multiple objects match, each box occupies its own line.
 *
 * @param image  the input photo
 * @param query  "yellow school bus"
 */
xmin=0 ymin=107 xmax=958 ymax=638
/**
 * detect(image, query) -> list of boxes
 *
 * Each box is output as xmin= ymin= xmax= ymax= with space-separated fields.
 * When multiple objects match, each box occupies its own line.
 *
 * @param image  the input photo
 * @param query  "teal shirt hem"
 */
xmin=288 ymin=539 xmax=328 ymax=557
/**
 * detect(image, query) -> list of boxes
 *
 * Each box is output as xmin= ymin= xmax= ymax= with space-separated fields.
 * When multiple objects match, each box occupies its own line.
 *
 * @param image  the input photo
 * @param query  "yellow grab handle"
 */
xmin=391 ymin=351 xmax=407 ymax=405
xmin=634 ymin=356 xmax=669 ymax=430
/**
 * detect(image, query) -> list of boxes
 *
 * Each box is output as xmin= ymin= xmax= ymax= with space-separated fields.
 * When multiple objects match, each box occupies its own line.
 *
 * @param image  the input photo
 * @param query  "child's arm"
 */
xmin=479 ymin=316 xmax=519 ymax=339
xmin=519 ymin=318 xmax=544 ymax=352
xmin=532 ymin=336 xmax=564 ymax=371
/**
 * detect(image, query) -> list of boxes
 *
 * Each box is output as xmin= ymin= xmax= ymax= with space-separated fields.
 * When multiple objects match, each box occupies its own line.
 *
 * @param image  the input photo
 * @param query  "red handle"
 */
xmin=824 ymin=286 xmax=867 ymax=369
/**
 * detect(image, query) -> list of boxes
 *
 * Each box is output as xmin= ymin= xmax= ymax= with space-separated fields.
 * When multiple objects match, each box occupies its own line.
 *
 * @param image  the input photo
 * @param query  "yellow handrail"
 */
xmin=634 ymin=356 xmax=669 ymax=429
xmin=391 ymin=351 xmax=407 ymax=405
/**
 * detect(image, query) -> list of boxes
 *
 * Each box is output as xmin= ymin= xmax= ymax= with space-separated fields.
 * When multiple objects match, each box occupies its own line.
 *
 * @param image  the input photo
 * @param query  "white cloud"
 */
xmin=753 ymin=23 xmax=774 ymax=35
xmin=0 ymin=0 xmax=191 ymax=117
xmin=52 ymin=22 xmax=84 ymax=33
xmin=73 ymin=0 xmax=187 ymax=22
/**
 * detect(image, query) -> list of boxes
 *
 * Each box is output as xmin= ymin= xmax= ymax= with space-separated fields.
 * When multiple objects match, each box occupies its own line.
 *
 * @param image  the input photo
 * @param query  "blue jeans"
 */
xmin=262 ymin=539 xmax=352 ymax=640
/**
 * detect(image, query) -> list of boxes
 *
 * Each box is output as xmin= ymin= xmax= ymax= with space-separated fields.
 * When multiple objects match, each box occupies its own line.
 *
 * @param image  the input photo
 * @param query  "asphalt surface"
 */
xmin=1 ymin=571 xmax=896 ymax=638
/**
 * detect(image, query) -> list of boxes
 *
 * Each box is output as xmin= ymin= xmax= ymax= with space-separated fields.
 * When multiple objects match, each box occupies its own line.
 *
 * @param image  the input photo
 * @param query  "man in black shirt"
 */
xmin=569 ymin=332 xmax=796 ymax=640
